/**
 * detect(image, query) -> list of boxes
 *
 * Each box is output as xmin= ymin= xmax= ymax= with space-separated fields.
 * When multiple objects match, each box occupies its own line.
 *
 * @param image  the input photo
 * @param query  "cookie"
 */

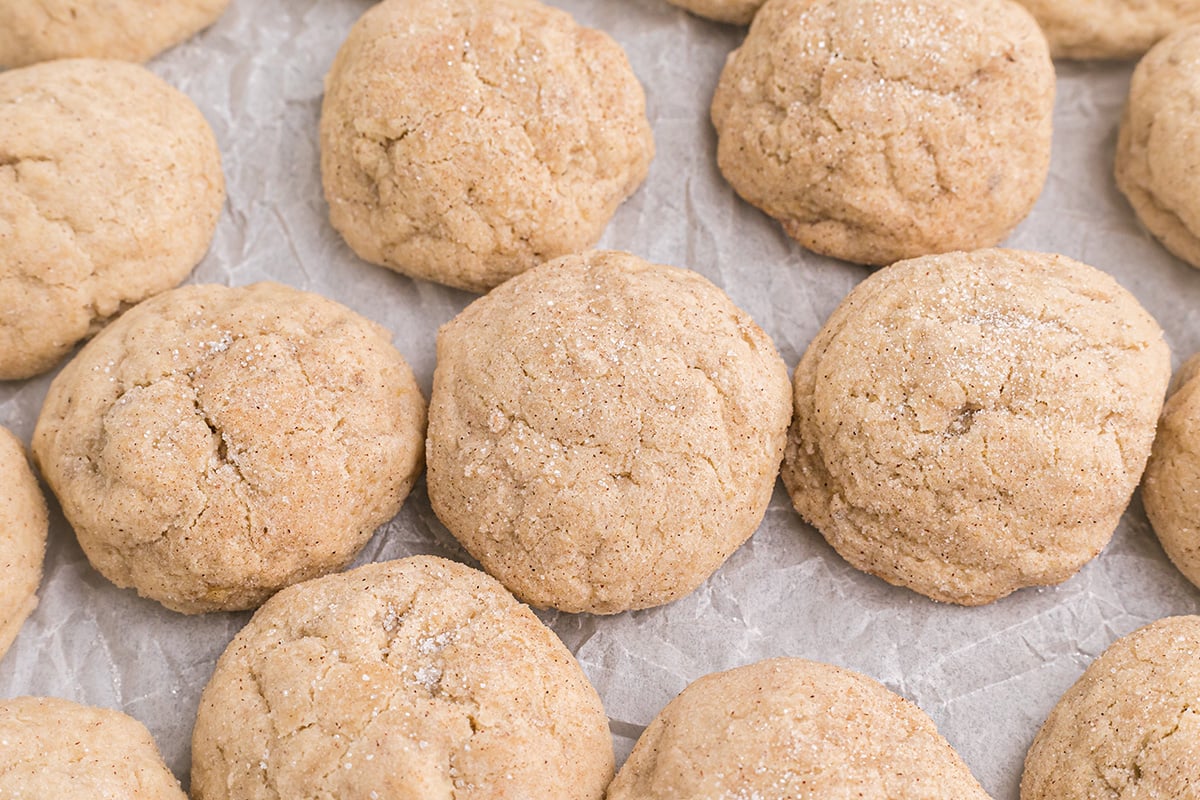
xmin=1012 ymin=0 xmax=1200 ymax=60
xmin=0 ymin=427 xmax=47 ymax=660
xmin=1142 ymin=353 xmax=1200 ymax=588
xmin=1115 ymin=25 xmax=1200 ymax=270
xmin=608 ymin=657 xmax=990 ymax=800
xmin=426 ymin=250 xmax=792 ymax=614
xmin=32 ymin=282 xmax=427 ymax=614
xmin=0 ymin=0 xmax=230 ymax=68
xmin=190 ymin=555 xmax=614 ymax=800
xmin=666 ymin=0 xmax=765 ymax=25
xmin=781 ymin=249 xmax=1169 ymax=605
xmin=0 ymin=696 xmax=186 ymax=799
xmin=0 ymin=58 xmax=225 ymax=381
xmin=320 ymin=0 xmax=654 ymax=293
xmin=710 ymin=0 xmax=1054 ymax=266
xmin=1021 ymin=615 xmax=1200 ymax=799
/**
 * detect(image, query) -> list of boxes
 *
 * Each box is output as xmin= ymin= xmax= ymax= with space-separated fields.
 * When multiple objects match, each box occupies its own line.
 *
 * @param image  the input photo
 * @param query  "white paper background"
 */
xmin=3 ymin=1 xmax=1200 ymax=797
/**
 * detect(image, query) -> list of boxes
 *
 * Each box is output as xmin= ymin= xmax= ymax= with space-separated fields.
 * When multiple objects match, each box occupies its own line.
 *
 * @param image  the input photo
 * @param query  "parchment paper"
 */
xmin=3 ymin=1 xmax=1200 ymax=796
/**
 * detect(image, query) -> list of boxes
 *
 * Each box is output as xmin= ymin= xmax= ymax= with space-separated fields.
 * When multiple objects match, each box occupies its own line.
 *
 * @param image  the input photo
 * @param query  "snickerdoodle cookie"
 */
xmin=32 ymin=282 xmax=426 ymax=614
xmin=427 ymin=250 xmax=792 ymax=614
xmin=0 ymin=696 xmax=186 ymax=799
xmin=0 ymin=58 xmax=224 ymax=381
xmin=1021 ymin=616 xmax=1200 ymax=799
xmin=1143 ymin=353 xmax=1200 ymax=589
xmin=190 ymin=556 xmax=614 ymax=800
xmin=0 ymin=427 xmax=47 ymax=660
xmin=667 ymin=0 xmax=765 ymax=25
xmin=0 ymin=0 xmax=229 ymax=68
xmin=1012 ymin=0 xmax=1200 ymax=60
xmin=320 ymin=0 xmax=654 ymax=293
xmin=1116 ymin=25 xmax=1200 ymax=270
xmin=781 ymin=249 xmax=1169 ymax=605
xmin=711 ymin=0 xmax=1054 ymax=266
xmin=608 ymin=658 xmax=990 ymax=800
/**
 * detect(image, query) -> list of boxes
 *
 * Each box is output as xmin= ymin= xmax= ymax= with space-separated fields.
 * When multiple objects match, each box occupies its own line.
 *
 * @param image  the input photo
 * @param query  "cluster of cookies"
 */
xmin=2 ymin=0 xmax=1200 ymax=796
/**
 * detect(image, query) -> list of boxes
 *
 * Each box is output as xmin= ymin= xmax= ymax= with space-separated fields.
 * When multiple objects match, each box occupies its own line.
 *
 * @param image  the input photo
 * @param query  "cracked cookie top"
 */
xmin=0 ymin=427 xmax=47 ymax=661
xmin=1143 ymin=353 xmax=1200 ymax=590
xmin=32 ymin=282 xmax=427 ymax=614
xmin=781 ymin=249 xmax=1169 ymax=605
xmin=1115 ymin=25 xmax=1200 ymax=270
xmin=1011 ymin=0 xmax=1200 ymax=60
xmin=0 ymin=696 xmax=186 ymax=799
xmin=0 ymin=0 xmax=230 ymax=67
xmin=711 ymin=0 xmax=1054 ymax=266
xmin=0 ymin=58 xmax=225 ymax=380
xmin=426 ymin=250 xmax=792 ymax=614
xmin=1022 ymin=615 xmax=1200 ymax=799
xmin=319 ymin=0 xmax=654 ymax=293
xmin=190 ymin=556 xmax=614 ymax=800
xmin=608 ymin=658 xmax=991 ymax=800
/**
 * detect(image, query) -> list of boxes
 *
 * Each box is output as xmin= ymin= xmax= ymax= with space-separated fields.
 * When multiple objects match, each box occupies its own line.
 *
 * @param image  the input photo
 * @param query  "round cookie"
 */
xmin=0 ymin=0 xmax=230 ymax=68
xmin=426 ymin=250 xmax=792 ymax=614
xmin=1115 ymin=25 xmax=1200 ymax=270
xmin=608 ymin=658 xmax=990 ymax=800
xmin=666 ymin=0 xmax=765 ymax=25
xmin=0 ymin=58 xmax=225 ymax=381
xmin=32 ymin=282 xmax=427 ymax=614
xmin=1021 ymin=615 xmax=1200 ymax=799
xmin=1143 ymin=353 xmax=1200 ymax=588
xmin=0 ymin=696 xmax=186 ymax=799
xmin=320 ymin=0 xmax=654 ymax=293
xmin=710 ymin=0 xmax=1054 ymax=266
xmin=190 ymin=555 xmax=614 ymax=800
xmin=0 ymin=427 xmax=47 ymax=660
xmin=781 ymin=249 xmax=1170 ymax=605
xmin=1012 ymin=0 xmax=1200 ymax=60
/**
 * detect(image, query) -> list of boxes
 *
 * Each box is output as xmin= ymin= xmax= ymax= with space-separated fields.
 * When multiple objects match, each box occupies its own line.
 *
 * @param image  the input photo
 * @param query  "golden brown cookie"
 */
xmin=0 ymin=0 xmax=230 ymax=68
xmin=320 ymin=0 xmax=654 ymax=293
xmin=1143 ymin=353 xmax=1200 ymax=588
xmin=1115 ymin=25 xmax=1200 ymax=270
xmin=1012 ymin=0 xmax=1200 ymax=60
xmin=608 ymin=658 xmax=990 ymax=800
xmin=781 ymin=249 xmax=1169 ymax=605
xmin=0 ymin=427 xmax=47 ymax=660
xmin=426 ymin=250 xmax=792 ymax=614
xmin=0 ymin=696 xmax=186 ymax=799
xmin=666 ymin=0 xmax=765 ymax=25
xmin=0 ymin=58 xmax=225 ymax=381
xmin=1021 ymin=615 xmax=1200 ymax=799
xmin=711 ymin=0 xmax=1054 ymax=266
xmin=190 ymin=556 xmax=614 ymax=800
xmin=32 ymin=282 xmax=427 ymax=614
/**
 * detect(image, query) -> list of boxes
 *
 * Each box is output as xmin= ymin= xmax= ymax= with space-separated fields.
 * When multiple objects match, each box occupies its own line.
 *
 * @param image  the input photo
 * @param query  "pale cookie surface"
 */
xmin=191 ymin=556 xmax=614 ymax=800
xmin=32 ymin=282 xmax=427 ymax=614
xmin=608 ymin=657 xmax=990 ymax=800
xmin=711 ymin=0 xmax=1054 ymax=266
xmin=0 ymin=58 xmax=225 ymax=380
xmin=0 ymin=427 xmax=47 ymax=661
xmin=0 ymin=0 xmax=229 ymax=67
xmin=1143 ymin=353 xmax=1200 ymax=589
xmin=781 ymin=249 xmax=1169 ymax=604
xmin=1116 ymin=25 xmax=1200 ymax=270
xmin=1021 ymin=615 xmax=1200 ymax=799
xmin=666 ymin=0 xmax=765 ymax=25
xmin=1012 ymin=0 xmax=1200 ymax=59
xmin=0 ymin=696 xmax=186 ymax=799
xmin=427 ymin=250 xmax=792 ymax=614
xmin=320 ymin=0 xmax=654 ymax=293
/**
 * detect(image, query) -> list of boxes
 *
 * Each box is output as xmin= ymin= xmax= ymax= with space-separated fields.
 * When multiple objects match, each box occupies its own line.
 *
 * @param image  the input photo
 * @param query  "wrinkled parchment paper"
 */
xmin=3 ymin=0 xmax=1200 ymax=796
